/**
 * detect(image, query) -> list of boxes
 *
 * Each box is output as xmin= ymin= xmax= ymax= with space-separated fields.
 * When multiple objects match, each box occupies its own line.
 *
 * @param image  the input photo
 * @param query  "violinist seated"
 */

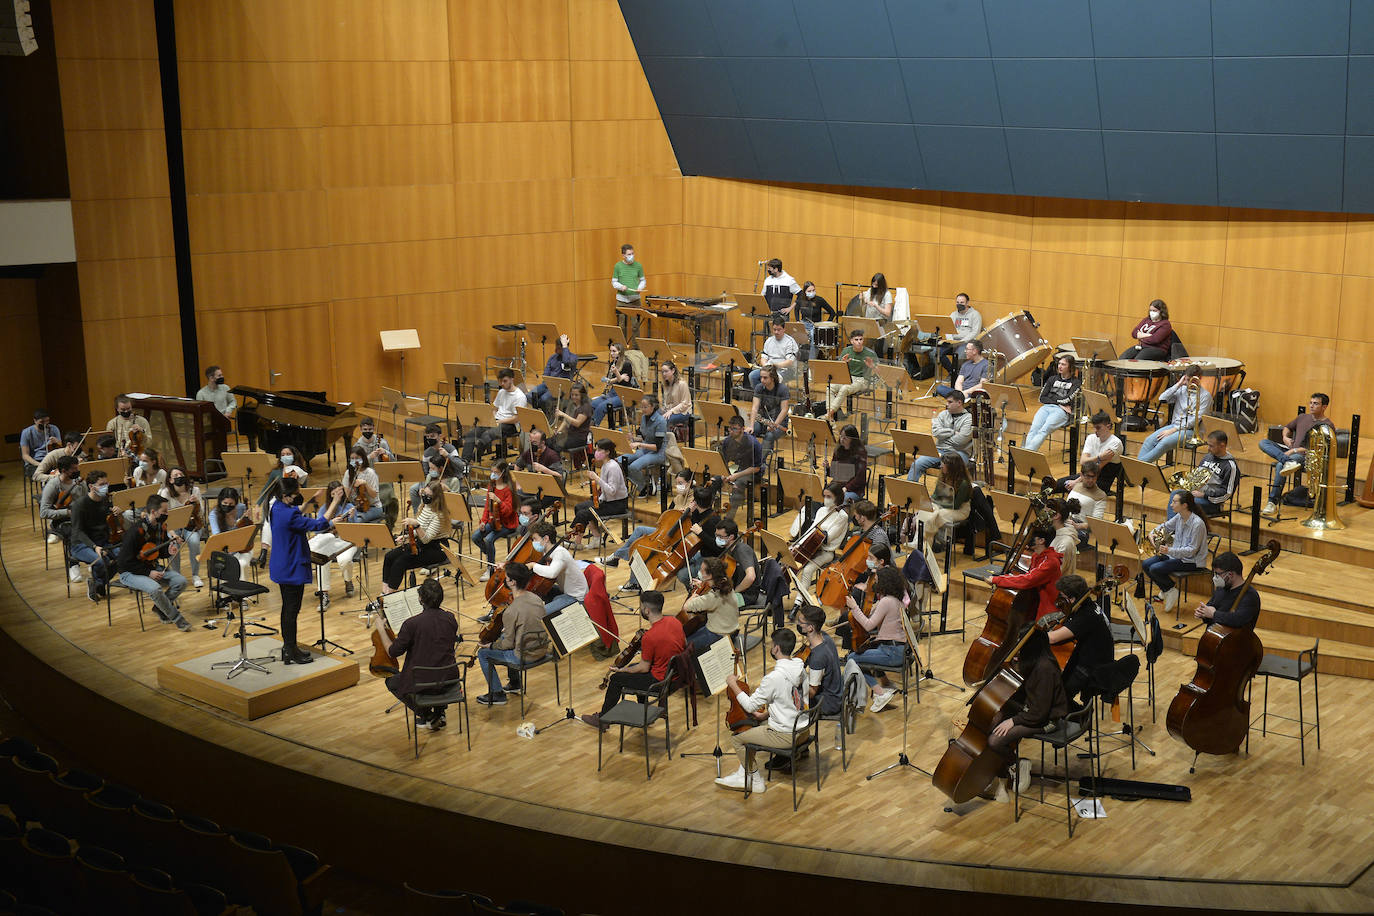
xmin=823 ymin=499 xmax=888 ymax=627
xmin=129 ymin=445 xmax=168 ymax=491
xmin=986 ymin=624 xmax=1068 ymax=801
xmin=106 ymin=395 xmax=151 ymax=454
xmin=569 ymin=439 xmax=628 ymax=553
xmin=714 ymin=627 xmax=806 ymax=793
xmin=716 ymin=415 xmax=762 ymax=522
xmin=1192 ymin=552 xmax=1260 ymax=629
xmin=476 ymin=561 xmax=552 ymax=707
xmin=598 ymin=468 xmax=694 ymax=573
xmin=20 ymin=408 xmax=61 ymax=480
xmin=826 ymin=425 xmax=868 ymax=504
xmin=524 ymin=521 xmax=587 ymax=614
xmin=343 ymin=446 xmax=386 ymax=524
xmin=844 ymin=566 xmax=909 ymax=714
xmin=34 ymin=431 xmax=85 ymax=482
xmin=379 ymin=481 xmax=452 ymax=595
xmin=788 ymin=483 xmax=851 ymax=612
xmin=473 ymin=462 xmax=519 ymax=581
xmin=681 ymin=557 xmax=739 ymax=653
xmin=208 ymin=486 xmax=255 ymax=575
xmin=116 ymin=494 xmax=193 ymax=631
xmin=515 ymin=427 xmax=566 ymax=511
xmin=160 ymin=468 xmax=205 ymax=589
xmin=1048 ymin=574 xmax=1113 ymax=707
xmin=768 ymin=606 xmax=842 ymax=773
xmin=376 ymin=578 xmax=460 ymax=731
xmin=70 ymin=470 xmax=119 ymax=601
xmin=307 ymin=481 xmax=361 ymax=606
xmin=354 ymin=416 xmax=394 ymax=465
xmin=40 ymin=456 xmax=82 ymax=565
xmin=707 ymin=518 xmax=760 ymax=606
xmin=580 ymin=589 xmax=685 ymax=733
xmin=461 ymin=367 xmax=526 ymax=464
xmin=410 ymin=426 xmax=462 ymax=511
xmin=550 ymin=382 xmax=593 ymax=456
xmin=988 ymin=524 xmax=1062 ymax=621
xmin=92 ymin=435 xmax=119 ymax=463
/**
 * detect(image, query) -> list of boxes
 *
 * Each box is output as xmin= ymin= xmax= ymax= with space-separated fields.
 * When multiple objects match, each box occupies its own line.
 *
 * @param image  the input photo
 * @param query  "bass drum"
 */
xmin=979 ymin=311 xmax=1051 ymax=382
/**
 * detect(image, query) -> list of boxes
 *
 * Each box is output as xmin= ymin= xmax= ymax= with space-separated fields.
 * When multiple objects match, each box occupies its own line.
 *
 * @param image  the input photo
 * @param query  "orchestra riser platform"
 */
xmin=6 ymin=473 xmax=1374 ymax=913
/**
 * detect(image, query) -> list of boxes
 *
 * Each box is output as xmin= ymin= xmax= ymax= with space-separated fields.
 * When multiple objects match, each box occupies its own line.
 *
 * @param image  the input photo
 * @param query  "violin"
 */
xmin=815 ymin=506 xmax=898 ymax=611
xmin=106 ymin=508 xmax=126 ymax=543
xmin=135 ymin=520 xmax=178 ymax=564
xmin=1166 ymin=541 xmax=1278 ymax=759
xmin=53 ymin=484 xmax=78 ymax=510
xmin=126 ymin=425 xmax=146 ymax=458
xmin=600 ymin=629 xmax=645 ymax=690
xmin=484 ymin=505 xmax=563 ymax=609
xmin=406 ymin=525 xmax=419 ymax=555
xmin=933 ymin=609 xmax=1067 ymax=804
xmin=1048 ymin=564 xmax=1128 ymax=669
xmin=354 ymin=476 xmax=373 ymax=514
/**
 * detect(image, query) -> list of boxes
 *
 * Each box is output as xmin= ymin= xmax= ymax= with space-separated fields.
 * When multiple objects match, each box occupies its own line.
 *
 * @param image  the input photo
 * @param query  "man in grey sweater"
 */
xmin=907 ymin=391 xmax=974 ymax=480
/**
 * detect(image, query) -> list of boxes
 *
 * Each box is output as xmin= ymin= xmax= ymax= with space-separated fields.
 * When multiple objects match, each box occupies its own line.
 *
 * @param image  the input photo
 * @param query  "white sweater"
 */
xmin=736 ymin=656 xmax=807 ymax=733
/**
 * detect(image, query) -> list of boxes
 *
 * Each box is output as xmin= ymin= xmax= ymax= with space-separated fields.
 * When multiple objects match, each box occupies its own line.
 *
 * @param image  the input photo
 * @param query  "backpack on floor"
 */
xmin=1230 ymin=388 xmax=1261 ymax=433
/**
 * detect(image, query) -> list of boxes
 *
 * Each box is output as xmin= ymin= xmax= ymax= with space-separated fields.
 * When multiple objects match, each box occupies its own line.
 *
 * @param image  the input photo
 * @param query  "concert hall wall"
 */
xmin=37 ymin=0 xmax=1374 ymax=436
xmin=621 ymin=0 xmax=1374 ymax=214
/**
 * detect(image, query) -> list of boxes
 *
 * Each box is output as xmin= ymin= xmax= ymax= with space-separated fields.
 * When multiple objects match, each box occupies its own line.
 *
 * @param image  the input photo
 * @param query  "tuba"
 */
xmin=1302 ymin=424 xmax=1344 ymax=530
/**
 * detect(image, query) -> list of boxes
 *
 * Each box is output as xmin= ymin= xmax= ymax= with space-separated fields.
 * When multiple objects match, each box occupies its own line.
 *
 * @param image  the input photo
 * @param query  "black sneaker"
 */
xmin=503 ymin=682 xmax=523 ymax=695
xmin=622 ymin=580 xmax=641 ymax=593
xmin=476 ymin=692 xmax=507 ymax=706
xmin=431 ymin=713 xmax=447 ymax=730
xmin=87 ymin=579 xmax=100 ymax=603
xmin=344 ymin=581 xmax=354 ymax=598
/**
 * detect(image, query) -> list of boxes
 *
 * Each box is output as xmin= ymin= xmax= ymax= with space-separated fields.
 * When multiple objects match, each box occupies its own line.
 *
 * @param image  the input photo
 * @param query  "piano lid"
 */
xmin=231 ymin=386 xmax=350 ymax=417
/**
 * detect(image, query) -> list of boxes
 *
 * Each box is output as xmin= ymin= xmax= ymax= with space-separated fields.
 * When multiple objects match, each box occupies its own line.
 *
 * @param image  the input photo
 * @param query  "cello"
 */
xmin=480 ymin=514 xmax=567 ymax=644
xmin=675 ymin=521 xmax=764 ymax=635
xmin=961 ymin=491 xmax=1053 ymax=686
xmin=725 ymin=649 xmax=766 ymax=733
xmin=933 ymin=608 xmax=1067 ymax=804
xmin=1166 ymin=540 xmax=1279 ymax=760
xmin=815 ymin=506 xmax=898 ymax=611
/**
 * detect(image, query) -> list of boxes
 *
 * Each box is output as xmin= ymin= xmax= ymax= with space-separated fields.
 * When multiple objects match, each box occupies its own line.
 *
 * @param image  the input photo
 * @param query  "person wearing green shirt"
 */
xmin=822 ymin=328 xmax=878 ymax=422
xmin=612 ymin=243 xmax=646 ymax=304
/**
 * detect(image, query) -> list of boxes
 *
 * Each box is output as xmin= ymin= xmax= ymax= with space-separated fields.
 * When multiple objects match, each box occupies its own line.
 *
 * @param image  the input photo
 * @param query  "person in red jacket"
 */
xmin=1120 ymin=298 xmax=1173 ymax=361
xmin=989 ymin=524 xmax=1062 ymax=620
xmin=474 ymin=460 xmax=519 ymax=581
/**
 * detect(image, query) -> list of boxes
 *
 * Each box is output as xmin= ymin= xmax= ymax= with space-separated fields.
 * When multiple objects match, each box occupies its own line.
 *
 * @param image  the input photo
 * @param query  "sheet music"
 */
xmin=382 ymin=588 xmax=424 ymax=633
xmin=693 ymin=635 xmax=735 ymax=696
xmin=630 ymin=553 xmax=653 ymax=590
xmin=545 ymin=603 xmax=597 ymax=655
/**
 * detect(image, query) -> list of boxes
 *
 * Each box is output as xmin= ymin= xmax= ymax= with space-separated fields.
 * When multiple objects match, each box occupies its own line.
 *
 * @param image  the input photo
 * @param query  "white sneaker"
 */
xmin=67 ymin=565 xmax=83 ymax=583
xmin=1015 ymin=757 xmax=1032 ymax=791
xmin=870 ymin=687 xmax=897 ymax=713
xmin=47 ymin=533 xmax=60 ymax=544
xmin=1280 ymin=460 xmax=1302 ymax=477
xmin=1261 ymin=501 xmax=1278 ymax=516
xmin=1161 ymin=586 xmax=1180 ymax=613
xmin=714 ymin=767 xmax=765 ymax=792
xmin=192 ymin=576 xmax=204 ymax=589
xmin=479 ymin=568 xmax=491 ymax=582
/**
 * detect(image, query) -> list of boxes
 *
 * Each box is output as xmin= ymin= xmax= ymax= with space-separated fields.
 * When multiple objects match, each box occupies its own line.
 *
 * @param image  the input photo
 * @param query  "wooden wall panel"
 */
xmin=63 ymin=130 xmax=169 ymax=201
xmin=194 ymin=309 xmax=270 ymax=391
xmin=1225 ymin=329 xmax=1337 ymax=419
xmin=447 ymin=0 xmax=570 ymax=61
xmin=1116 ymin=259 xmax=1226 ymax=319
xmin=327 ymin=239 xmax=458 ymax=302
xmin=1333 ymin=340 xmax=1374 ymax=431
xmin=81 ymin=318 xmax=184 ymax=419
xmin=682 ymin=178 xmax=772 ymax=231
xmin=1338 ymin=276 xmax=1374 ymax=344
xmin=571 ymin=120 xmax=680 ymax=179
xmin=178 ymin=62 xmax=322 ymax=130
xmin=320 ymin=126 xmax=454 ymax=188
xmin=572 ymin=176 xmax=681 ymax=231
xmin=174 ymin=0 xmax=329 ymax=61
xmin=76 ymin=258 xmax=177 ymax=321
xmin=682 ymin=226 xmax=769 ymax=282
xmin=1224 ymin=210 xmax=1348 ymax=275
xmin=70 ymin=198 xmax=175 ymax=262
xmin=1218 ymin=267 xmax=1343 ymax=338
xmin=569 ymin=0 xmax=639 ymax=60
xmin=569 ymin=61 xmax=661 ymax=121
xmin=0 ymin=281 xmax=46 ymax=461
xmin=938 ymin=193 xmax=1034 ymax=249
xmin=325 ymin=0 xmax=451 ymax=62
xmin=452 ymin=122 xmax=573 ymax=181
xmin=767 ymin=186 xmax=856 ymax=240
xmin=853 ymin=188 xmax=942 ymax=244
xmin=453 ymin=233 xmax=576 ymax=290
xmin=263 ymin=304 xmax=333 ymax=392
xmin=320 ymin=62 xmax=452 ymax=126
xmin=451 ymin=61 xmax=571 ymax=122
xmin=1120 ymin=203 xmax=1229 ymax=264
xmin=329 ymin=297 xmax=400 ymax=403
xmin=936 ymin=245 xmax=1031 ymax=307
xmin=1031 ymin=198 xmax=1126 ymax=258
xmin=1028 ymin=251 xmax=1121 ymax=316
xmin=327 ymin=186 xmax=457 ymax=247
xmin=570 ymin=226 xmax=683 ymax=282
xmin=55 ymin=59 xmax=163 ymax=130
xmin=453 ymin=180 xmax=574 ymax=238
xmin=857 ymin=239 xmax=940 ymax=299
xmin=52 ymin=0 xmax=158 ymax=59
xmin=191 ymin=248 xmax=333 ymax=311
xmin=767 ymin=232 xmax=855 ymax=292
xmin=187 ymin=190 xmax=330 ymax=254
xmin=183 ymin=128 xmax=322 ymax=194
xmin=1342 ymin=219 xmax=1374 ymax=277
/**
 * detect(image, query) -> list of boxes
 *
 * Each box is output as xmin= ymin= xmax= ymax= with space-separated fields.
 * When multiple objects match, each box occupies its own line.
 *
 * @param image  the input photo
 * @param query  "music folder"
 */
xmin=544 ymin=603 xmax=598 ymax=657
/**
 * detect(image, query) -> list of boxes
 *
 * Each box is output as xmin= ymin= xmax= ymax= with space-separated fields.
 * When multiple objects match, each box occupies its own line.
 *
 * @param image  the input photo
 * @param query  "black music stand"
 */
xmin=210 ymin=569 xmax=277 ymax=679
xmin=311 ymin=545 xmax=353 ymax=655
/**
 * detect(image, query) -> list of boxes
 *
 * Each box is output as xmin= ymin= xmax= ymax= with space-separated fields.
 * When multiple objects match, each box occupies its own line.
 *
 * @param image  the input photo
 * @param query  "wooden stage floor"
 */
xmin=3 ymin=474 xmax=1373 ymax=913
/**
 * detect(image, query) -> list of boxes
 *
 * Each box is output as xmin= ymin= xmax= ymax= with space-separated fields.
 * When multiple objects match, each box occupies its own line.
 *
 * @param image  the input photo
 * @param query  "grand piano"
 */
xmin=230 ymin=387 xmax=357 ymax=465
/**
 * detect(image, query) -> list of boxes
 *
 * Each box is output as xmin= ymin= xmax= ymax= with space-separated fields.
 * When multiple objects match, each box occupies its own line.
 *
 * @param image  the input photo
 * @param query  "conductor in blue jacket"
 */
xmin=269 ymin=476 xmax=338 ymax=664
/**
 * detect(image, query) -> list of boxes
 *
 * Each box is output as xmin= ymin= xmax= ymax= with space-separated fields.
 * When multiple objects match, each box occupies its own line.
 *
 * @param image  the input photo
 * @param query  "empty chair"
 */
xmin=19 ymin=827 xmax=79 ymax=914
xmin=222 ymin=830 xmax=329 ymax=916
xmin=402 ymin=883 xmax=481 ymax=916
xmin=78 ymin=782 xmax=141 ymax=853
xmin=73 ymin=845 xmax=137 ymax=913
xmin=2 ymin=752 xmax=59 ymax=826
xmin=128 ymin=867 xmax=200 ymax=916
xmin=23 ymin=768 xmax=103 ymax=839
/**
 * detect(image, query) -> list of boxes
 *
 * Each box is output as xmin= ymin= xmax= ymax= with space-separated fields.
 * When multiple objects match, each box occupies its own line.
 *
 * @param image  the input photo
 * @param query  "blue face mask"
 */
xmin=519 ymin=514 xmax=532 ymax=528
xmin=715 ymin=537 xmax=728 ymax=548
xmin=866 ymin=557 xmax=877 ymax=570
xmin=532 ymin=540 xmax=547 ymax=554
xmin=280 ymin=454 xmax=294 ymax=466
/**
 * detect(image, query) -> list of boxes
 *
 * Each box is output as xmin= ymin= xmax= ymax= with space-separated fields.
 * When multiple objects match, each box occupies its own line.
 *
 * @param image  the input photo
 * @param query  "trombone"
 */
xmin=1182 ymin=380 xmax=1206 ymax=451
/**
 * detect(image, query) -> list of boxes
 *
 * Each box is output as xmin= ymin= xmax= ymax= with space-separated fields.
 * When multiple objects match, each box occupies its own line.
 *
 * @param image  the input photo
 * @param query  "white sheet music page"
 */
xmin=694 ymin=635 xmax=734 ymax=696
xmin=383 ymin=588 xmax=424 ymax=633
xmin=546 ymin=603 xmax=597 ymax=655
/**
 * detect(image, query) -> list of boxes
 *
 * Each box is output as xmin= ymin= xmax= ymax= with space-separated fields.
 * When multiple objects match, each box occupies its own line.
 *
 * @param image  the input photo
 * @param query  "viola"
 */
xmin=600 ymin=629 xmax=645 ymax=690
xmin=126 ymin=425 xmax=146 ymax=457
xmin=933 ymin=609 xmax=1066 ymax=804
xmin=407 ymin=525 xmax=419 ymax=555
xmin=816 ymin=506 xmax=898 ymax=611
xmin=1166 ymin=541 xmax=1278 ymax=759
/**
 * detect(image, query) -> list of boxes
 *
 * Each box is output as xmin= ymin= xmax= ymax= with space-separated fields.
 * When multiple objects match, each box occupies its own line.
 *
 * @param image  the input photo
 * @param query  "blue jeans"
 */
xmin=1258 ymin=437 xmax=1299 ymax=500
xmin=477 ymin=646 xmax=521 ymax=696
xmin=119 ymin=569 xmax=187 ymax=621
xmin=356 ymin=504 xmax=385 ymax=524
xmin=591 ymin=393 xmax=622 ymax=425
xmin=473 ymin=523 xmax=516 ymax=564
xmin=1137 ymin=426 xmax=1186 ymax=463
xmin=545 ymin=593 xmax=577 ymax=614
xmin=907 ymin=449 xmax=968 ymax=481
xmin=613 ymin=525 xmax=654 ymax=562
xmin=627 ymin=449 xmax=666 ymax=489
xmin=1167 ymin=490 xmax=1221 ymax=519
xmin=848 ymin=642 xmax=904 ymax=687
xmin=529 ymin=382 xmax=551 ymax=408
xmin=665 ymin=413 xmax=691 ymax=428
xmin=69 ymin=543 xmax=111 ymax=588
xmin=1023 ymin=404 xmax=1071 ymax=452
xmin=169 ymin=528 xmax=201 ymax=577
xmin=932 ymin=383 xmax=957 ymax=399
xmin=687 ymin=627 xmax=723 ymax=652
xmin=1142 ymin=555 xmax=1201 ymax=592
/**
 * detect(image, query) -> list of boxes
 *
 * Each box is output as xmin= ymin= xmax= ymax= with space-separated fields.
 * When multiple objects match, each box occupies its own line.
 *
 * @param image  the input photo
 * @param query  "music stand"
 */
xmin=699 ymin=344 xmax=749 ymax=397
xmin=756 ymin=527 xmax=791 ymax=562
xmin=310 ymin=543 xmax=353 ymax=655
xmin=164 ymin=504 xmax=194 ymax=531
xmin=333 ymin=522 xmax=396 ymax=593
xmin=220 ymin=451 xmax=276 ymax=503
xmin=1008 ymin=446 xmax=1054 ymax=493
xmin=1204 ymin=415 xmax=1246 ymax=453
xmin=1120 ymin=456 xmax=1173 ymax=535
xmin=1070 ymin=337 xmax=1118 ymax=363
xmin=524 ymin=322 xmax=560 ymax=369
xmin=589 ymin=425 xmax=633 ymax=456
xmin=591 ymin=323 xmax=628 ymax=353
xmin=511 ymin=468 xmax=570 ymax=516
xmin=445 ymin=362 xmax=484 ymax=404
xmin=984 ymin=382 xmax=1028 ymax=415
xmin=807 ymin=358 xmax=853 ymax=396
xmin=110 ymin=483 xmax=160 ymax=517
xmin=81 ymin=457 xmax=128 ymax=485
xmin=636 ymin=336 xmax=691 ymax=366
xmin=612 ymin=385 xmax=644 ymax=419
xmin=889 ymin=429 xmax=939 ymax=477
xmin=612 ymin=308 xmax=650 ymax=345
xmin=840 ymin=316 xmax=884 ymax=348
xmin=678 ymin=446 xmax=728 ymax=481
xmin=1087 ymin=516 xmax=1143 ymax=577
xmin=381 ymin=328 xmax=421 ymax=398
xmin=78 ymin=430 xmax=107 ymax=455
xmin=697 ymin=399 xmax=742 ymax=445
xmin=377 ymin=460 xmax=426 ymax=500
xmin=515 ymin=406 xmax=553 ymax=441
xmin=775 ymin=468 xmax=824 ymax=514
xmin=883 ymin=476 xmax=933 ymax=519
xmin=734 ymin=291 xmax=770 ymax=315
xmin=873 ymin=363 xmax=909 ymax=395
xmin=788 ymin=415 xmax=836 ymax=472
xmin=783 ymin=322 xmax=809 ymax=351
xmin=534 ymin=602 xmax=600 ymax=734
xmin=1079 ymin=387 xmax=1116 ymax=424
xmin=990 ymin=491 xmax=1032 ymax=533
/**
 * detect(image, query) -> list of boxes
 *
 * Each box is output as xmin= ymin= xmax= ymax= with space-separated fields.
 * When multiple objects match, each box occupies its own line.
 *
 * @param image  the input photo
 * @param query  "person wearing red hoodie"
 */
xmin=989 ymin=524 xmax=1062 ymax=620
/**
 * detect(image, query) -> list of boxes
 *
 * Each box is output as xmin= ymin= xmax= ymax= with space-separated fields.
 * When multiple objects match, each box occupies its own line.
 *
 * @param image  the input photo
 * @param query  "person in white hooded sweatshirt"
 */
xmin=715 ymin=627 xmax=808 ymax=793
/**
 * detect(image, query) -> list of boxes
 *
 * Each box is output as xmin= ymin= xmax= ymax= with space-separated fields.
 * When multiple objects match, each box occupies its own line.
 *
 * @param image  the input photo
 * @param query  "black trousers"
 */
xmin=386 ymin=675 xmax=448 ymax=721
xmin=279 ymin=582 xmax=305 ymax=651
xmin=599 ymin=670 xmax=656 ymax=715
xmin=382 ymin=540 xmax=447 ymax=589
xmin=574 ymin=496 xmax=628 ymax=529
xmin=1121 ymin=344 xmax=1168 ymax=361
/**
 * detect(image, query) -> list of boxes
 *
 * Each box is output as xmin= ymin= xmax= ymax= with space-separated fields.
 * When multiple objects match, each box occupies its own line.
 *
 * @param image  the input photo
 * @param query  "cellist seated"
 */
xmin=986 ymin=625 xmax=1068 ymax=801
xmin=476 ymin=562 xmax=550 ymax=707
xmin=1193 ymin=552 xmax=1260 ymax=628
xmin=715 ymin=628 xmax=804 ymax=793
xmin=597 ymin=469 xmax=693 ymax=572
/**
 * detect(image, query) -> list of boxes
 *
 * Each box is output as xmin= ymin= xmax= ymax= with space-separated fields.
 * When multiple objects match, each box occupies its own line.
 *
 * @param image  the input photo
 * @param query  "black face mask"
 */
xmin=214 ymin=378 xmax=225 ymax=387
xmin=424 ymin=437 xmax=437 ymax=448
xmin=119 ymin=409 xmax=132 ymax=418
xmin=420 ymin=494 xmax=434 ymax=505
xmin=360 ymin=431 xmax=374 ymax=439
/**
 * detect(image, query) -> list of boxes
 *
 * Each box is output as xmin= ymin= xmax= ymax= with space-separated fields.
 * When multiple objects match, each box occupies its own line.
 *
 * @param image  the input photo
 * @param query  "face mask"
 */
xmin=823 ymin=497 xmax=836 ymax=509
xmin=1212 ymin=574 xmax=1227 ymax=590
xmin=119 ymin=409 xmax=132 ymax=418
xmin=956 ymin=302 xmax=967 ymax=311
xmin=675 ymin=482 xmax=689 ymax=493
xmin=624 ymin=254 xmax=634 ymax=264
xmin=138 ymin=460 xmax=150 ymax=471
xmin=795 ymin=624 xmax=807 ymax=637
xmin=215 ymin=378 xmax=226 ymax=387
xmin=350 ymin=457 xmax=362 ymax=467
xmin=424 ymin=437 xmax=437 ymax=448
xmin=220 ymin=503 xmax=234 ymax=513
xmin=1149 ymin=310 xmax=1160 ymax=321
xmin=280 ymin=455 xmax=293 ymax=466
xmin=490 ymin=471 xmax=500 ymax=481
xmin=170 ymin=478 xmax=183 ymax=488
xmin=519 ymin=513 xmax=532 ymax=527
xmin=866 ymin=557 xmax=878 ymax=570
xmin=94 ymin=485 xmax=108 ymax=498
xmin=870 ymin=286 xmax=879 ymax=294
xmin=805 ymin=290 xmax=815 ymax=299
xmin=360 ymin=431 xmax=374 ymax=440
xmin=532 ymin=540 xmax=546 ymax=554
xmin=715 ymin=536 xmax=728 ymax=548
xmin=427 ymin=470 xmax=438 ymax=480
xmin=421 ymin=494 xmax=433 ymax=505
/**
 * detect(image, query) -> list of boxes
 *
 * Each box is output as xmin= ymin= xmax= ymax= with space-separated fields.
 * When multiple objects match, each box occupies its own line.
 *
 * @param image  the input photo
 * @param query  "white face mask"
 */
xmin=823 ymin=496 xmax=836 ymax=509
xmin=805 ymin=290 xmax=815 ymax=299
xmin=865 ymin=557 xmax=877 ymax=570
xmin=490 ymin=471 xmax=500 ymax=481
xmin=675 ymin=482 xmax=689 ymax=493
xmin=350 ymin=457 xmax=362 ymax=467
xmin=624 ymin=254 xmax=634 ymax=264
xmin=138 ymin=460 xmax=150 ymax=471
xmin=1212 ymin=574 xmax=1227 ymax=590
xmin=1148 ymin=310 xmax=1161 ymax=321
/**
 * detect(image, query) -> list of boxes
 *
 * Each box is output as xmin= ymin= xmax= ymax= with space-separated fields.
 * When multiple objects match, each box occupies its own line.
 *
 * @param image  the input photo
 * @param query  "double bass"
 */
xmin=933 ymin=609 xmax=1067 ymax=804
xmin=961 ymin=494 xmax=1051 ymax=686
xmin=1166 ymin=541 xmax=1279 ymax=760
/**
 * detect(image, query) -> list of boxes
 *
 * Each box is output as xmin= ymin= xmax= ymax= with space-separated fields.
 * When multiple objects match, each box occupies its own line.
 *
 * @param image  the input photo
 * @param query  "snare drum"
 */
xmin=979 ymin=311 xmax=1051 ymax=381
xmin=813 ymin=321 xmax=840 ymax=355
xmin=1106 ymin=359 xmax=1170 ymax=403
